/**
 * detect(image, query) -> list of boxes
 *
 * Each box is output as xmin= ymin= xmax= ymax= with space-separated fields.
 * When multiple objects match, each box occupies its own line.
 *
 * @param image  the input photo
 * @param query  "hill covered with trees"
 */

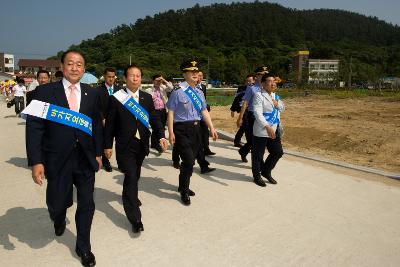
xmin=52 ymin=1 xmax=400 ymax=84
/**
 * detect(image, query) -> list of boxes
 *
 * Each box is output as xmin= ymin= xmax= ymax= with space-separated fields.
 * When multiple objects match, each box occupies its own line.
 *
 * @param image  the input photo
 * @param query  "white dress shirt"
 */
xmin=12 ymin=84 xmax=26 ymax=97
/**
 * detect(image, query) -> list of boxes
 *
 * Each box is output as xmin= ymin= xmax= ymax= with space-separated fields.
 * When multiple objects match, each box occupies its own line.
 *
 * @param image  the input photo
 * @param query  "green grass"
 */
xmin=206 ymin=88 xmax=400 ymax=106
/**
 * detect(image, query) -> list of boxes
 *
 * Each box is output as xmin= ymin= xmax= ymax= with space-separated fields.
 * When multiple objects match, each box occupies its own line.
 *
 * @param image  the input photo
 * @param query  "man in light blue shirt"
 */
xmin=167 ymin=59 xmax=218 ymax=206
xmin=236 ymin=66 xmax=269 ymax=162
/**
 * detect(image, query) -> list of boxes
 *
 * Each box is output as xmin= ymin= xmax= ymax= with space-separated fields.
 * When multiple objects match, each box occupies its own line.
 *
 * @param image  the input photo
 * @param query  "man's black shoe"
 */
xmin=261 ymin=171 xmax=277 ymax=184
xmin=239 ymin=151 xmax=248 ymax=163
xmin=180 ymin=193 xmax=191 ymax=205
xmin=132 ymin=221 xmax=144 ymax=233
xmin=234 ymin=143 xmax=243 ymax=148
xmin=76 ymin=250 xmax=96 ymax=267
xmin=54 ymin=221 xmax=66 ymax=236
xmin=254 ymin=175 xmax=267 ymax=187
xmin=103 ymin=164 xmax=112 ymax=172
xmin=138 ymin=199 xmax=142 ymax=206
xmin=173 ymin=161 xmax=180 ymax=169
xmin=200 ymin=167 xmax=216 ymax=174
xmin=204 ymin=150 xmax=216 ymax=156
xmin=178 ymin=188 xmax=195 ymax=196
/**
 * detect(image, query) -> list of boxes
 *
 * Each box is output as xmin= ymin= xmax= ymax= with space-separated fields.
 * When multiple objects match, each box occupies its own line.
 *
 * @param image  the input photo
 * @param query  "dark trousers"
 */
xmin=45 ymin=145 xmax=95 ymax=253
xmin=116 ymin=138 xmax=145 ymax=224
xmin=251 ymin=130 xmax=284 ymax=177
xmin=173 ymin=121 xmax=202 ymax=193
xmin=172 ymin=125 xmax=209 ymax=170
xmin=200 ymin=120 xmax=211 ymax=153
xmin=14 ymin=96 xmax=24 ymax=114
xmin=151 ymin=109 xmax=167 ymax=150
xmin=234 ymin=111 xmax=248 ymax=145
xmin=239 ymin=111 xmax=254 ymax=157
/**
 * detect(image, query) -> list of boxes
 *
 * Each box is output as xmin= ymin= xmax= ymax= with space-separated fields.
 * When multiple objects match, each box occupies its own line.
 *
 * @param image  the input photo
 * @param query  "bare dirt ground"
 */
xmin=211 ymin=95 xmax=400 ymax=173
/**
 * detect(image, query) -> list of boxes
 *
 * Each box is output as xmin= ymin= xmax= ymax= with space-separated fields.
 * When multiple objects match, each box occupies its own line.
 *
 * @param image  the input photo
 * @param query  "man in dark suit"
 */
xmin=230 ymin=74 xmax=255 ymax=147
xmin=97 ymin=67 xmax=120 ymax=172
xmin=104 ymin=64 xmax=168 ymax=234
xmin=26 ymin=50 xmax=102 ymax=267
xmin=197 ymin=71 xmax=215 ymax=156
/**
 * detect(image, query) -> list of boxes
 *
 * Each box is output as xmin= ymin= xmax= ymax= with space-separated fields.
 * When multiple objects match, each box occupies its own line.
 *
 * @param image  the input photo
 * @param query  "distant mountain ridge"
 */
xmin=54 ymin=1 xmax=400 ymax=83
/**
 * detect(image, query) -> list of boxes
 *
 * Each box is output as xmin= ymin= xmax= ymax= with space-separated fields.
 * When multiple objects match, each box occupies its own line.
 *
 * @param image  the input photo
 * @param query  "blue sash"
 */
xmin=184 ymin=87 xmax=204 ymax=114
xmin=123 ymin=97 xmax=150 ymax=129
xmin=262 ymin=94 xmax=280 ymax=126
xmin=47 ymin=104 xmax=93 ymax=136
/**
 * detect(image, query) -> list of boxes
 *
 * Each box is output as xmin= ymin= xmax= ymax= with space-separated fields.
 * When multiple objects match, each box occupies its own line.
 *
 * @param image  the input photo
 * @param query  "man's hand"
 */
xmin=159 ymin=138 xmax=169 ymax=151
xmin=272 ymin=99 xmax=279 ymax=107
xmin=104 ymin=149 xmax=112 ymax=159
xmin=96 ymin=156 xmax=102 ymax=171
xmin=168 ymin=132 xmax=175 ymax=145
xmin=32 ymin=164 xmax=45 ymax=186
xmin=236 ymin=117 xmax=243 ymax=128
xmin=266 ymin=126 xmax=276 ymax=139
xmin=210 ymin=128 xmax=219 ymax=141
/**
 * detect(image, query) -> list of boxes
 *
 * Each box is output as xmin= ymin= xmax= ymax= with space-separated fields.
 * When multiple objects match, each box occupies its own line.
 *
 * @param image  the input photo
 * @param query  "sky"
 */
xmin=0 ymin=0 xmax=398 ymax=63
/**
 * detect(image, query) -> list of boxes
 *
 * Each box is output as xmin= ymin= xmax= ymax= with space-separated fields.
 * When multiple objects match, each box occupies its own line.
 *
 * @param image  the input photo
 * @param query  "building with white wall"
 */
xmin=0 ymin=53 xmax=15 ymax=75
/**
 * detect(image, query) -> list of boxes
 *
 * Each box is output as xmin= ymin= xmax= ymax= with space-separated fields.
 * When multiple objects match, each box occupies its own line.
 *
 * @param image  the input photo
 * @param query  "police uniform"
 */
xmin=238 ymin=66 xmax=269 ymax=161
xmin=166 ymin=60 xmax=208 ymax=205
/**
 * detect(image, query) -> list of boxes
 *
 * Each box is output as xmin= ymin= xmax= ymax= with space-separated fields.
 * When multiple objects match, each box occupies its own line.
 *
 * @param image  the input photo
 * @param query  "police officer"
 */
xmin=236 ymin=66 xmax=269 ymax=162
xmin=167 ymin=60 xmax=218 ymax=205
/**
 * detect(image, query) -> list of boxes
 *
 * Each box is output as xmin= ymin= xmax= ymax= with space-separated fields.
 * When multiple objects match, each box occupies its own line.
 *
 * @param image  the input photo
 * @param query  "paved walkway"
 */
xmin=1 ymin=104 xmax=400 ymax=266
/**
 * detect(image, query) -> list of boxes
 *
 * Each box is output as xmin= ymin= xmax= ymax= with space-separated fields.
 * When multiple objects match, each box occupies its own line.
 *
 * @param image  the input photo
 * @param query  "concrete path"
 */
xmin=1 ymin=104 xmax=400 ymax=266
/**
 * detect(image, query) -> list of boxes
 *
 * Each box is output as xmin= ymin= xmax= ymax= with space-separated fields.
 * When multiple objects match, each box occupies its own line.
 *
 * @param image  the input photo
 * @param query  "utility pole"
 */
xmin=348 ymin=56 xmax=352 ymax=89
xmin=207 ymin=56 xmax=210 ymax=86
xmin=129 ymin=54 xmax=132 ymax=65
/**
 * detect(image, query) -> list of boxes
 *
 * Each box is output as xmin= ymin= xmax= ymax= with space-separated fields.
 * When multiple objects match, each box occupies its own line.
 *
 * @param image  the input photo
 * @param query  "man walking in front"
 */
xmin=25 ymin=50 xmax=102 ymax=266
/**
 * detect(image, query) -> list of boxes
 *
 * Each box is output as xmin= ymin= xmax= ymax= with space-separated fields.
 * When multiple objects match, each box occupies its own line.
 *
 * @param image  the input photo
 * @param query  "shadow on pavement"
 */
xmin=6 ymin=157 xmax=30 ymax=170
xmin=0 ymin=207 xmax=75 ymax=257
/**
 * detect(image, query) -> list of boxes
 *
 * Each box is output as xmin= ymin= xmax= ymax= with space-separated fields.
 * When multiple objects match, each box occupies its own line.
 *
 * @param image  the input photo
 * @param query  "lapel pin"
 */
xmin=85 ymin=92 xmax=88 ymax=96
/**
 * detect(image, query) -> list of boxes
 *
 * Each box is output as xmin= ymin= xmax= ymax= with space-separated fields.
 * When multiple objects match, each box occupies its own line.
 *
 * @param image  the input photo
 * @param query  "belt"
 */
xmin=174 ymin=120 xmax=200 ymax=126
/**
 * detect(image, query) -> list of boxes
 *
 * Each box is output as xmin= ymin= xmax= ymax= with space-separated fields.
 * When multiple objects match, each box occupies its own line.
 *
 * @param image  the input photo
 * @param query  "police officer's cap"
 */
xmin=180 ymin=60 xmax=199 ymax=72
xmin=254 ymin=66 xmax=269 ymax=75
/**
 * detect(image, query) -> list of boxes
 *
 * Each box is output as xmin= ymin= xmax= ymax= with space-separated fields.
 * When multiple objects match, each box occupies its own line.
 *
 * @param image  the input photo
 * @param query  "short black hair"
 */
xmin=123 ymin=64 xmax=142 ymax=78
xmin=104 ymin=67 xmax=116 ymax=75
xmin=37 ymin=70 xmax=50 ymax=79
xmin=61 ymin=50 xmax=86 ymax=64
xmin=152 ymin=74 xmax=162 ymax=81
xmin=54 ymin=70 xmax=63 ymax=78
xmin=246 ymin=74 xmax=254 ymax=79
xmin=261 ymin=73 xmax=276 ymax=82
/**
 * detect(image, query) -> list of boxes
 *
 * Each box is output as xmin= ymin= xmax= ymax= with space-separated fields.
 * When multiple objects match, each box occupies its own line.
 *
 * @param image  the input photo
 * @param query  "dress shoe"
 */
xmin=138 ymin=199 xmax=142 ymax=206
xmin=234 ymin=143 xmax=243 ymax=148
xmin=204 ymin=150 xmax=216 ymax=156
xmin=261 ymin=171 xmax=277 ymax=184
xmin=239 ymin=151 xmax=248 ymax=163
xmin=254 ymin=175 xmax=266 ymax=187
xmin=132 ymin=221 xmax=144 ymax=233
xmin=178 ymin=188 xmax=195 ymax=196
xmin=54 ymin=221 xmax=66 ymax=236
xmin=103 ymin=164 xmax=112 ymax=172
xmin=76 ymin=249 xmax=96 ymax=267
xmin=173 ymin=161 xmax=180 ymax=169
xmin=180 ymin=193 xmax=191 ymax=205
xmin=200 ymin=167 xmax=216 ymax=174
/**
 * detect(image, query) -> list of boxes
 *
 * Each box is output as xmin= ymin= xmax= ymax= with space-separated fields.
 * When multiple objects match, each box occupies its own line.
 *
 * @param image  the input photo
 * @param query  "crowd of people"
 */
xmin=18 ymin=50 xmax=284 ymax=266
